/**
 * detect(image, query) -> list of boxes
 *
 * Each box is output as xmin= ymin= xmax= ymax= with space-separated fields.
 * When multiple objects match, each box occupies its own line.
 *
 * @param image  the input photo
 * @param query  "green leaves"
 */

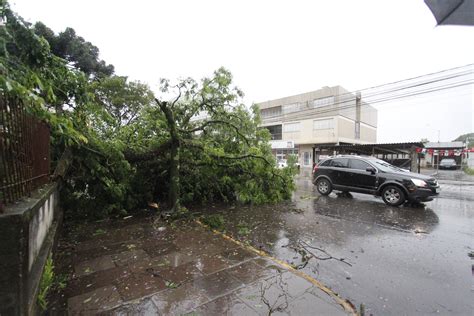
xmin=2 ymin=0 xmax=294 ymax=218
xmin=149 ymin=68 xmax=295 ymax=207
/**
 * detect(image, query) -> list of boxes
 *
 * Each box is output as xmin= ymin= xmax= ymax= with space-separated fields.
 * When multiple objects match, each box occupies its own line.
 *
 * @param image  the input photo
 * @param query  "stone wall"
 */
xmin=0 ymin=183 xmax=62 ymax=315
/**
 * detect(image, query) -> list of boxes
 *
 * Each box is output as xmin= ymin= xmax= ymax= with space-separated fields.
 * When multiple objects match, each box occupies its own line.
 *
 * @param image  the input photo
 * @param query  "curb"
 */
xmin=438 ymin=180 xmax=474 ymax=186
xmin=195 ymin=219 xmax=358 ymax=315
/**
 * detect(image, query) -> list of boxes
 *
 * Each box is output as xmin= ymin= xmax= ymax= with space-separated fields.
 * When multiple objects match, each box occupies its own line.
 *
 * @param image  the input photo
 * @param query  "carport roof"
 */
xmin=425 ymin=141 xmax=464 ymax=149
xmin=313 ymin=142 xmax=424 ymax=155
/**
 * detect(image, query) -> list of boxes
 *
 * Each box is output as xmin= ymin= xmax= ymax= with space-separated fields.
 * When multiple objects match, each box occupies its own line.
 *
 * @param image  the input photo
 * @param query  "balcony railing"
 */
xmin=270 ymin=133 xmax=282 ymax=140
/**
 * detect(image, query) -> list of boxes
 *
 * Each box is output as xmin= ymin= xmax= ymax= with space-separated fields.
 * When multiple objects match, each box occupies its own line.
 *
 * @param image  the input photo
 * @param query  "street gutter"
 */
xmin=195 ymin=219 xmax=358 ymax=315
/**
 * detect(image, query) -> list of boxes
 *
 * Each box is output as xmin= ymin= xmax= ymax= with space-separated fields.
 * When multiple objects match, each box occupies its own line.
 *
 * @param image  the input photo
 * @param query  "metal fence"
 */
xmin=0 ymin=95 xmax=50 ymax=208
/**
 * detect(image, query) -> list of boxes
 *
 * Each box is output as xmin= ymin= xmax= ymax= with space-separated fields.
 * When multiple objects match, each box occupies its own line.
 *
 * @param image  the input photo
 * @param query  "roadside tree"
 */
xmin=147 ymin=68 xmax=295 ymax=212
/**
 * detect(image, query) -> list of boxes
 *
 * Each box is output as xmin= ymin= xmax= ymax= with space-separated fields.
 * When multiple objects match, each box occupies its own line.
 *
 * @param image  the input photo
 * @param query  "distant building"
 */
xmin=421 ymin=141 xmax=466 ymax=168
xmin=256 ymin=86 xmax=378 ymax=167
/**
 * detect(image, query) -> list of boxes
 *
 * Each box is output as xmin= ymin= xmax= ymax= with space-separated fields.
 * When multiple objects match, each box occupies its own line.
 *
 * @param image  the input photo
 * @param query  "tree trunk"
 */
xmin=52 ymin=147 xmax=73 ymax=180
xmin=169 ymin=139 xmax=180 ymax=212
xmin=156 ymin=99 xmax=180 ymax=212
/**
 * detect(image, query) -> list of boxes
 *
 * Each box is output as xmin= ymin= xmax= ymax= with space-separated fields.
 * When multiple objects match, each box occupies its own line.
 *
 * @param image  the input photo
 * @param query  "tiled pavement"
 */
xmin=65 ymin=217 xmax=348 ymax=315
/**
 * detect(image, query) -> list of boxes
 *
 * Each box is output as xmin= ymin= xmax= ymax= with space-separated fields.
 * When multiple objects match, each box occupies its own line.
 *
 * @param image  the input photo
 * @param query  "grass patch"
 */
xmin=463 ymin=166 xmax=474 ymax=176
xmin=37 ymin=257 xmax=70 ymax=311
xmin=201 ymin=214 xmax=225 ymax=230
xmin=38 ymin=257 xmax=54 ymax=311
xmin=237 ymin=222 xmax=250 ymax=236
xmin=55 ymin=273 xmax=68 ymax=290
xmin=165 ymin=281 xmax=179 ymax=289
xmin=93 ymin=228 xmax=106 ymax=236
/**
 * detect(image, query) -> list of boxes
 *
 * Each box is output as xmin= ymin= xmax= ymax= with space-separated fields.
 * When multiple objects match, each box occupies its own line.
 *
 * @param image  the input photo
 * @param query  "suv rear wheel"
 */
xmin=381 ymin=185 xmax=405 ymax=206
xmin=316 ymin=178 xmax=332 ymax=195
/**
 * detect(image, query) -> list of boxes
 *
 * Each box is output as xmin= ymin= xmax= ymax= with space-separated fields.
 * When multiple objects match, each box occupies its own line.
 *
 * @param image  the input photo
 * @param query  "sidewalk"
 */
xmin=58 ymin=215 xmax=351 ymax=315
xmin=420 ymin=168 xmax=474 ymax=185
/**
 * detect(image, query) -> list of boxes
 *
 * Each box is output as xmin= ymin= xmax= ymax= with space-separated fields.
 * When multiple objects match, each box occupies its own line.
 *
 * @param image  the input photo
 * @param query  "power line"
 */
xmin=258 ymin=63 xmax=473 ymax=106
xmin=260 ymin=67 xmax=472 ymax=120
xmin=259 ymin=65 xmax=473 ymax=123
xmin=261 ymin=79 xmax=473 ymax=124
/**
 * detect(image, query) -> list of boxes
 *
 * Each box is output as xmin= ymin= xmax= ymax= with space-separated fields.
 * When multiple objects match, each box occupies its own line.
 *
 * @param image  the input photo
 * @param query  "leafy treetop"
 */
xmin=33 ymin=22 xmax=114 ymax=78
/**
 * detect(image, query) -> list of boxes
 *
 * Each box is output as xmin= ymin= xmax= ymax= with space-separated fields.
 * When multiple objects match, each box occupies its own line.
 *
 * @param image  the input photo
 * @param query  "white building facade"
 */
xmin=257 ymin=86 xmax=378 ymax=168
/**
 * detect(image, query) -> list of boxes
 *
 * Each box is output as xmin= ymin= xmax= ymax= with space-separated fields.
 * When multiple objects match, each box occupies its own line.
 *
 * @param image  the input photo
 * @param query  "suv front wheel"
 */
xmin=316 ymin=178 xmax=332 ymax=195
xmin=381 ymin=185 xmax=405 ymax=206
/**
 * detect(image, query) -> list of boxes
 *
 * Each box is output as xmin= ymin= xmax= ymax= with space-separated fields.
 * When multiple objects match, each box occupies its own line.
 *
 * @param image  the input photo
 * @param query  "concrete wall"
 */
xmin=281 ymin=115 xmax=376 ymax=146
xmin=28 ymin=190 xmax=57 ymax=271
xmin=282 ymin=117 xmax=338 ymax=145
xmin=282 ymin=121 xmax=302 ymax=141
xmin=258 ymin=86 xmax=340 ymax=110
xmin=468 ymin=152 xmax=474 ymax=168
xmin=0 ymin=183 xmax=62 ymax=315
xmin=360 ymin=122 xmax=377 ymax=143
xmin=312 ymin=128 xmax=337 ymax=143
xmin=336 ymin=91 xmax=356 ymax=121
xmin=360 ymin=103 xmax=378 ymax=128
xmin=337 ymin=116 xmax=355 ymax=140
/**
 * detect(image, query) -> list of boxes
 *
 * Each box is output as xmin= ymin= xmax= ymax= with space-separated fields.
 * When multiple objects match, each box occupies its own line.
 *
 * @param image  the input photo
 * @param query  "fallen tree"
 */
xmin=142 ymin=68 xmax=296 ymax=212
xmin=1 ymin=1 xmax=295 ymax=218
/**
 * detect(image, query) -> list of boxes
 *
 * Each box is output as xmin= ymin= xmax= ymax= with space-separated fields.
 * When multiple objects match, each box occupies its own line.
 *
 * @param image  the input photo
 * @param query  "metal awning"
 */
xmin=313 ymin=142 xmax=424 ymax=156
xmin=424 ymin=141 xmax=465 ymax=149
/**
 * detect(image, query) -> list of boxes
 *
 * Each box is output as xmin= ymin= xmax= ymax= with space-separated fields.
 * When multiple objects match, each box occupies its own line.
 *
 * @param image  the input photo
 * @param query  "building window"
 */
xmin=313 ymin=118 xmax=334 ymax=130
xmin=264 ymin=124 xmax=282 ymax=140
xmin=310 ymin=96 xmax=334 ymax=108
xmin=283 ymin=122 xmax=301 ymax=132
xmin=282 ymin=103 xmax=301 ymax=114
xmin=261 ymin=106 xmax=282 ymax=119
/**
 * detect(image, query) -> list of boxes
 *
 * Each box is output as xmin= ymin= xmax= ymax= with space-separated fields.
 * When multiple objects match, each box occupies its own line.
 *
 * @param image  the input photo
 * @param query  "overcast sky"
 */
xmin=11 ymin=0 xmax=474 ymax=143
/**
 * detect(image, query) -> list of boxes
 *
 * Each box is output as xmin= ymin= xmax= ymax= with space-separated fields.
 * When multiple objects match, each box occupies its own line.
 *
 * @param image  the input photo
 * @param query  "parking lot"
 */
xmin=215 ymin=169 xmax=474 ymax=315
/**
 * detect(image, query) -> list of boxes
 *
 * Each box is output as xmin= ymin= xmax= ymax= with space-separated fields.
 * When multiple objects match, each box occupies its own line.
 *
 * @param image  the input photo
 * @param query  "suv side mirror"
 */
xmin=366 ymin=167 xmax=376 ymax=174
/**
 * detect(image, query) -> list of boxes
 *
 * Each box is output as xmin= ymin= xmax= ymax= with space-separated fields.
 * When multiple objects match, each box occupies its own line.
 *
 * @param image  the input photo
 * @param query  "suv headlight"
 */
xmin=411 ymin=179 xmax=427 ymax=187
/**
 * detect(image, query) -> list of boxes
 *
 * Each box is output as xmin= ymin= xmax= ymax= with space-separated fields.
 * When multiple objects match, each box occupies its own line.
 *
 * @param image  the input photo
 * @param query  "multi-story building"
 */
xmin=257 ymin=85 xmax=378 ymax=168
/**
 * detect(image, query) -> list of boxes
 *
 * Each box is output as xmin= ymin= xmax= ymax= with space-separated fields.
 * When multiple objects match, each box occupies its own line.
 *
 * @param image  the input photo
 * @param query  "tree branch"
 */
xmin=170 ymin=85 xmax=182 ymax=109
xmin=212 ymin=153 xmax=270 ymax=164
xmin=184 ymin=160 xmax=256 ymax=177
xmin=51 ymin=148 xmax=73 ymax=180
xmin=181 ymin=140 xmax=288 ymax=184
xmin=124 ymin=141 xmax=171 ymax=162
xmin=182 ymin=119 xmax=250 ymax=146
xmin=82 ymin=145 xmax=106 ymax=157
xmin=182 ymin=105 xmax=201 ymax=126
xmin=297 ymin=240 xmax=352 ymax=267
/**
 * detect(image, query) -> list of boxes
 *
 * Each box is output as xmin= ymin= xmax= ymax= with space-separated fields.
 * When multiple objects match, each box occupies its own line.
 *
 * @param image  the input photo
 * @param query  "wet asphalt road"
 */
xmin=213 ymin=170 xmax=474 ymax=315
xmin=292 ymin=176 xmax=473 ymax=315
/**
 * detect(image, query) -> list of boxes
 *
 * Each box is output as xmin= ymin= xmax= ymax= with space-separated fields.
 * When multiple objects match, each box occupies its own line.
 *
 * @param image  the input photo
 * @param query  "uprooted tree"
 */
xmin=60 ymin=69 xmax=296 ymax=216
xmin=146 ymin=68 xmax=295 ymax=212
xmin=1 ymin=0 xmax=296 ymax=218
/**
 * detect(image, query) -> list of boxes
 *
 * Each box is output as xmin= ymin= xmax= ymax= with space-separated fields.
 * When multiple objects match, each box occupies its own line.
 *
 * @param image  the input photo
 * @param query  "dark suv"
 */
xmin=312 ymin=156 xmax=440 ymax=206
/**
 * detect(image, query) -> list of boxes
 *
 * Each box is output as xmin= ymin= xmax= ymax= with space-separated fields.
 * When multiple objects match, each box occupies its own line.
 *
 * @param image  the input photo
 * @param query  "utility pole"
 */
xmin=464 ymin=136 xmax=469 ymax=168
xmin=436 ymin=130 xmax=440 ymax=175
xmin=436 ymin=150 xmax=439 ymax=176
xmin=355 ymin=92 xmax=361 ymax=140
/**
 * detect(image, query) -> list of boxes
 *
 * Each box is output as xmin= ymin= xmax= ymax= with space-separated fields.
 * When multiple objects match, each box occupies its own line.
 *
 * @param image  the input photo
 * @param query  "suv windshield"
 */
xmin=370 ymin=159 xmax=406 ymax=173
